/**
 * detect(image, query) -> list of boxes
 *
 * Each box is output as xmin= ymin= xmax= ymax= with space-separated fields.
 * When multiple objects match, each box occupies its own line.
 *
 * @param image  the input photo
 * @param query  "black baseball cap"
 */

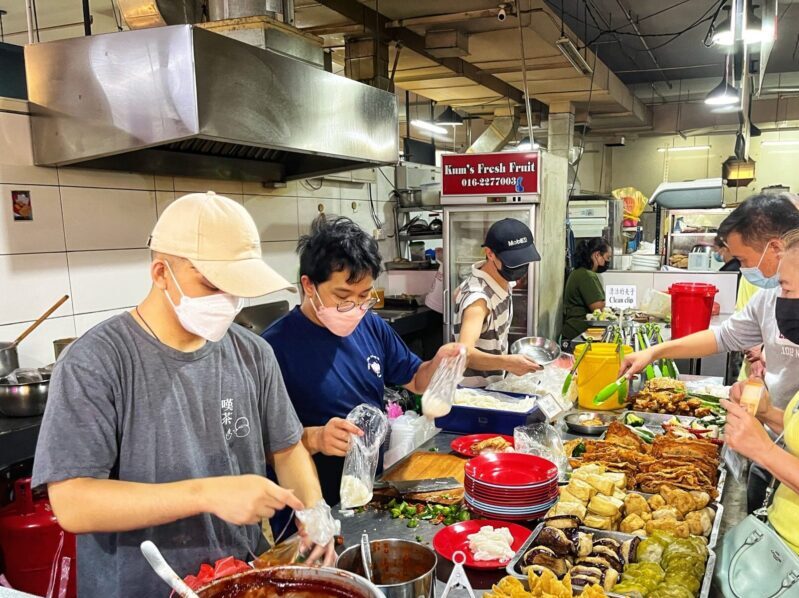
xmin=483 ymin=218 xmax=541 ymax=267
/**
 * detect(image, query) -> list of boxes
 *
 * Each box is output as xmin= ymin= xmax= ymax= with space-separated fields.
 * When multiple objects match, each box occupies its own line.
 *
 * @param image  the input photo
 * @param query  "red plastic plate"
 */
xmin=432 ymin=519 xmax=532 ymax=569
xmin=450 ymin=434 xmax=515 ymax=458
xmin=465 ymin=453 xmax=558 ymax=487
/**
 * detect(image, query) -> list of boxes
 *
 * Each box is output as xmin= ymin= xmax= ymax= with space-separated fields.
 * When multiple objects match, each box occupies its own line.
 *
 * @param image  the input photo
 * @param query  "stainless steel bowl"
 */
xmin=337 ymin=539 xmax=436 ymax=598
xmin=0 ymin=379 xmax=49 ymax=417
xmin=197 ymin=566 xmax=385 ymax=598
xmin=510 ymin=336 xmax=561 ymax=365
xmin=563 ymin=411 xmax=616 ymax=435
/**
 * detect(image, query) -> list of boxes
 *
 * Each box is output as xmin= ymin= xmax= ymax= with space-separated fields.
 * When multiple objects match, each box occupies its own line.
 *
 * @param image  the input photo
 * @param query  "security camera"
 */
xmin=497 ymin=6 xmax=507 ymax=21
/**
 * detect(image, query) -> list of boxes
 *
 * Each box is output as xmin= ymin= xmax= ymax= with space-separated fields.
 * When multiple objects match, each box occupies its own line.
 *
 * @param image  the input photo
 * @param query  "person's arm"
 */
xmin=456 ymin=300 xmax=541 ymax=377
xmin=587 ymin=300 xmax=606 ymax=311
xmin=48 ymin=475 xmax=305 ymax=534
xmin=620 ymin=329 xmax=720 ymax=377
xmin=271 ymin=442 xmax=323 ymax=509
xmin=722 ymin=399 xmax=799 ymax=495
xmin=405 ymin=343 xmax=466 ymax=394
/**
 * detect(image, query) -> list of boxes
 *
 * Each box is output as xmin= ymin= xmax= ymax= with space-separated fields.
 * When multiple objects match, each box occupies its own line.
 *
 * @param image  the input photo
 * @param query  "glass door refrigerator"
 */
xmin=442 ymin=204 xmax=538 ymax=346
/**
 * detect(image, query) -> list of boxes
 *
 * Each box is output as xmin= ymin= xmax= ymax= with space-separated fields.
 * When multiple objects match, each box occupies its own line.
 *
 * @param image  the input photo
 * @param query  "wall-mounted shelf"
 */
xmin=398 ymin=232 xmax=443 ymax=241
xmin=395 ymin=205 xmax=443 ymax=213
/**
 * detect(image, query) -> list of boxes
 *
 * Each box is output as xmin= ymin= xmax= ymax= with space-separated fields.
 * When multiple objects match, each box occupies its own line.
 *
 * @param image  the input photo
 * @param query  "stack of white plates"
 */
xmin=631 ymin=254 xmax=662 ymax=271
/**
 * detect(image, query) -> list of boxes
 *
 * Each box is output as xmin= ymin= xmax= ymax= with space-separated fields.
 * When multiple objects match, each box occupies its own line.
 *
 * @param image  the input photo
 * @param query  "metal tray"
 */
xmin=506 ymin=522 xmax=717 ymax=597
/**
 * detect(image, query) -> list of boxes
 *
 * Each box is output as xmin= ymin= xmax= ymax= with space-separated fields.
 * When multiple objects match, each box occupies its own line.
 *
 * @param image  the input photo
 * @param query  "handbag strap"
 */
xmin=727 ymin=527 xmax=799 ymax=598
xmin=754 ymin=430 xmax=787 ymax=521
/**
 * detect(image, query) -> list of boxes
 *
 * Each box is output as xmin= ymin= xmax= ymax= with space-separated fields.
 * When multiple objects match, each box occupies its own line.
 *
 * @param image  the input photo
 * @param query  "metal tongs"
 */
xmin=440 ymin=551 xmax=477 ymax=598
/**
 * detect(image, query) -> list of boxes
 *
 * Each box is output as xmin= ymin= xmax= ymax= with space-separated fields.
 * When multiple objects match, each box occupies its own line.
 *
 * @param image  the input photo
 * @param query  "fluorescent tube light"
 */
xmin=411 ymin=120 xmax=448 ymax=135
xmin=555 ymin=36 xmax=593 ymax=75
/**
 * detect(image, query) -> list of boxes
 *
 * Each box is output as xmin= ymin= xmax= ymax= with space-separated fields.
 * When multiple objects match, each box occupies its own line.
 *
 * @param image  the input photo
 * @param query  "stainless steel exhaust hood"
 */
xmin=24 ymin=25 xmax=399 ymax=182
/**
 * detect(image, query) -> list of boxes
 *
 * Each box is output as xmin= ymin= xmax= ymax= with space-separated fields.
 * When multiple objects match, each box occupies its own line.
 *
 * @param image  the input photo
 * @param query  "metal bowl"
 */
xmin=510 ymin=336 xmax=561 ymax=365
xmin=0 ymin=379 xmax=49 ymax=417
xmin=563 ymin=411 xmax=616 ymax=435
xmin=197 ymin=566 xmax=385 ymax=598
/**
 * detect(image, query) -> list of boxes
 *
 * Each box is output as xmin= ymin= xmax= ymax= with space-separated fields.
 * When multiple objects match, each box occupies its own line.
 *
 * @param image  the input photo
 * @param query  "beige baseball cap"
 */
xmin=148 ymin=191 xmax=295 ymax=298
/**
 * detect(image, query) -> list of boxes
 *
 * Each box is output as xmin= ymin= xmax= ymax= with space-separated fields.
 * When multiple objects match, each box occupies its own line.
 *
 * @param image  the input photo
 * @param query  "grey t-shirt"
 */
xmin=32 ymin=313 xmax=303 ymax=598
xmin=714 ymin=287 xmax=799 ymax=408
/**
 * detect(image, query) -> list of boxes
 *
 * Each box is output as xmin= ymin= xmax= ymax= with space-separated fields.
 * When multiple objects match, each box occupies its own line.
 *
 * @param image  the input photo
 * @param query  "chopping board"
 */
xmin=376 ymin=451 xmax=467 ymax=505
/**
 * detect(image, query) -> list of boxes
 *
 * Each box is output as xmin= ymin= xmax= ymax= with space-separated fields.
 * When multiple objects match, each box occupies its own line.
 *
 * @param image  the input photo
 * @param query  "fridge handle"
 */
xmin=442 ymin=287 xmax=450 ymax=326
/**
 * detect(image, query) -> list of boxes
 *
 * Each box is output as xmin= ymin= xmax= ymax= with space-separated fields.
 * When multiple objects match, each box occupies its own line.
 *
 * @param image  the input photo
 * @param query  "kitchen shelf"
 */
xmin=670 ymin=232 xmax=718 ymax=236
xmin=398 ymin=232 xmax=443 ymax=241
xmin=395 ymin=205 xmax=443 ymax=213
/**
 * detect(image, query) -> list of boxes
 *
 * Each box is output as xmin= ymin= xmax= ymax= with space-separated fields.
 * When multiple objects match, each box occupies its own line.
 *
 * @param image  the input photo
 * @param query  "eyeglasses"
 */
xmin=317 ymin=288 xmax=379 ymax=313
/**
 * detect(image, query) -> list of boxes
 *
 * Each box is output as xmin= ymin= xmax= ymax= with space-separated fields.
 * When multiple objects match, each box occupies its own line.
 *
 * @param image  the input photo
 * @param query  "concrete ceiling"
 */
xmin=546 ymin=0 xmax=799 ymax=85
xmin=294 ymin=0 xmax=649 ymax=127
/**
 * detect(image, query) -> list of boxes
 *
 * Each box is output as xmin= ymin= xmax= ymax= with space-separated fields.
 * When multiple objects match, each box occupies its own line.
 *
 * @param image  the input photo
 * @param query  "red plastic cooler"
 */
xmin=669 ymin=283 xmax=718 ymax=339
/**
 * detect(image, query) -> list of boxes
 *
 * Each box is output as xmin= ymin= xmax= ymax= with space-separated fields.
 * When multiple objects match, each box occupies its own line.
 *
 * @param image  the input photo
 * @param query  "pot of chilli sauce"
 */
xmin=195 ymin=565 xmax=385 ymax=598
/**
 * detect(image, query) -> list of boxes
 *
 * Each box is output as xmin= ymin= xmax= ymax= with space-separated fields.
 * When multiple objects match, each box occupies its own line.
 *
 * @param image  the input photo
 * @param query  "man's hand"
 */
xmin=315 ymin=418 xmax=363 ymax=457
xmin=503 ymin=354 xmax=542 ymax=376
xmin=721 ymin=399 xmax=776 ymax=462
xmin=432 ymin=343 xmax=466 ymax=368
xmin=619 ymin=348 xmax=656 ymax=379
xmin=202 ymin=475 xmax=305 ymax=525
xmin=297 ymin=529 xmax=337 ymax=566
xmin=728 ymin=378 xmax=771 ymax=419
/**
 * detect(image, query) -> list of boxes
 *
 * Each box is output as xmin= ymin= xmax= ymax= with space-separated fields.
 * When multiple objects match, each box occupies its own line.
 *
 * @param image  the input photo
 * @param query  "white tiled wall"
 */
xmin=0 ymin=108 xmax=397 ymax=367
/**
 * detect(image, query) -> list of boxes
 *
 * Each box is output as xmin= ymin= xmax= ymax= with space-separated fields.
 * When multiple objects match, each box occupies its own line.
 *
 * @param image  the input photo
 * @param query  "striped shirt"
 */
xmin=453 ymin=261 xmax=513 ymax=387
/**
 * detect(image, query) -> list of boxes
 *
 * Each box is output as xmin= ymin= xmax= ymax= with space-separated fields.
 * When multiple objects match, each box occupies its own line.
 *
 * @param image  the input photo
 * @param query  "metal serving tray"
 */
xmin=506 ymin=522 xmax=717 ymax=598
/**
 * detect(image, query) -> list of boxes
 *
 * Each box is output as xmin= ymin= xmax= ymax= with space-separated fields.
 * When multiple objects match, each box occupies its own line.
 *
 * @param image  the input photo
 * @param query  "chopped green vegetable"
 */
xmin=390 ymin=508 xmax=401 ymax=518
xmin=415 ymin=535 xmax=424 ymax=543
xmin=624 ymin=412 xmax=646 ymax=427
xmin=572 ymin=441 xmax=587 ymax=458
xmin=458 ymin=510 xmax=471 ymax=522
xmin=428 ymin=447 xmax=440 ymax=452
xmin=407 ymin=518 xmax=419 ymax=528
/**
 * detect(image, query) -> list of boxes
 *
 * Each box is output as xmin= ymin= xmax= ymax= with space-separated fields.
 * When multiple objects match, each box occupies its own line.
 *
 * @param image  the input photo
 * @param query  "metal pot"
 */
xmin=0 ymin=342 xmax=19 ymax=378
xmin=53 ymin=338 xmax=76 ymax=361
xmin=337 ymin=539 xmax=437 ymax=598
xmin=391 ymin=188 xmax=422 ymax=208
xmin=0 ymin=379 xmax=49 ymax=417
xmin=196 ymin=566 xmax=385 ymax=598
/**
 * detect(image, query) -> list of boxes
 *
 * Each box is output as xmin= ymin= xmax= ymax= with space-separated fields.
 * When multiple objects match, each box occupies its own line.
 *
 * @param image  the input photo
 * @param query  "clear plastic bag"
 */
xmin=421 ymin=346 xmax=467 ymax=419
xmin=513 ymin=423 xmax=568 ymax=477
xmin=339 ymin=404 xmax=388 ymax=509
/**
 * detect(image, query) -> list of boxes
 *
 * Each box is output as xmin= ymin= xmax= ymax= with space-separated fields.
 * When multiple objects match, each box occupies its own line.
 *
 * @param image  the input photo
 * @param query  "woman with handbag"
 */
xmin=715 ymin=228 xmax=799 ymax=597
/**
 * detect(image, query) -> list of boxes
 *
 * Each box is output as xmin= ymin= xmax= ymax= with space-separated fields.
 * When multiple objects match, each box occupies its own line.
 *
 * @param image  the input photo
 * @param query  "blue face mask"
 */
xmin=712 ymin=252 xmax=724 ymax=263
xmin=740 ymin=243 xmax=781 ymax=289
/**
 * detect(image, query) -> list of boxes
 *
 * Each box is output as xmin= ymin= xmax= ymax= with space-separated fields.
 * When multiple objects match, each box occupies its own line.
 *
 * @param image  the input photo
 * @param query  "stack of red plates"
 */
xmin=464 ymin=453 xmax=559 ymax=521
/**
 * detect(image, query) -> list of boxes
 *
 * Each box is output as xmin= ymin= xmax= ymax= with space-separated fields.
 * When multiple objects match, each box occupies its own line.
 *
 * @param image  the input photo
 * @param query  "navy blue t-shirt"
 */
xmin=262 ymin=306 xmax=422 ymax=504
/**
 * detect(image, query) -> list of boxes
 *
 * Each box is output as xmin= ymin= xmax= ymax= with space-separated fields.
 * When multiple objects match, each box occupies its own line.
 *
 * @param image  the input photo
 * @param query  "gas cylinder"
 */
xmin=0 ymin=478 xmax=76 ymax=597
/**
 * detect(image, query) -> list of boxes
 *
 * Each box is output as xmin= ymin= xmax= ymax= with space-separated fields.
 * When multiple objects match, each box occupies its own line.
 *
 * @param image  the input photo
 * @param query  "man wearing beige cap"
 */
xmin=32 ymin=191 xmax=333 ymax=598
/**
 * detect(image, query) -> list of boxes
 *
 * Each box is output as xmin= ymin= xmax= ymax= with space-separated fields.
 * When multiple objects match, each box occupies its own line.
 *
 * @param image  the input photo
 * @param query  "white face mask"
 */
xmin=163 ymin=261 xmax=243 ymax=342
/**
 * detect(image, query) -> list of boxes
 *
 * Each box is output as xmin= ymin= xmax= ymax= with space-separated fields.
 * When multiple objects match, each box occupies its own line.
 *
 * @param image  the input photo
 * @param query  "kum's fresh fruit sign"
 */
xmin=442 ymin=151 xmax=540 ymax=196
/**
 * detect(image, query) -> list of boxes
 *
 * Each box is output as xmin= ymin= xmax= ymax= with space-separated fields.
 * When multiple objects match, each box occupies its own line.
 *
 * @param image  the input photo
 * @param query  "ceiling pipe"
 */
xmin=385 ymin=7 xmax=511 ymax=29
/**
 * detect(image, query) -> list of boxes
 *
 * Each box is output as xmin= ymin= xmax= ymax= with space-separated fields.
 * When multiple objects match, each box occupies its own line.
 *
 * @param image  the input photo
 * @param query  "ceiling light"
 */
xmin=712 ymin=6 xmax=733 ymax=46
xmin=435 ymin=106 xmax=464 ymax=126
xmin=555 ymin=36 xmax=593 ymax=75
xmin=761 ymin=140 xmax=799 ymax=146
xmin=411 ymin=119 xmax=448 ymax=135
xmin=704 ymin=79 xmax=740 ymax=106
xmin=657 ymin=145 xmax=711 ymax=153
xmin=743 ymin=4 xmax=770 ymax=44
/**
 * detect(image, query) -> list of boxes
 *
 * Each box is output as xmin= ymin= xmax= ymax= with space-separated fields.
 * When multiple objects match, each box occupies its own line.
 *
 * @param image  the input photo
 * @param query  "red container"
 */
xmin=0 ymin=478 xmax=76 ymax=597
xmin=669 ymin=283 xmax=718 ymax=339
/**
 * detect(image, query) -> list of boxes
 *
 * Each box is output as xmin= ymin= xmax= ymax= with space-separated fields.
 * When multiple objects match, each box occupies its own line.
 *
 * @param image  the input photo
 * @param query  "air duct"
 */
xmin=466 ymin=108 xmax=520 ymax=154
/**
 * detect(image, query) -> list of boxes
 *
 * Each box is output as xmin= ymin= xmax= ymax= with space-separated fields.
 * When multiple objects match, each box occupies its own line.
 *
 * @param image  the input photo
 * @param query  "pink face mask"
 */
xmin=312 ymin=288 xmax=368 ymax=337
